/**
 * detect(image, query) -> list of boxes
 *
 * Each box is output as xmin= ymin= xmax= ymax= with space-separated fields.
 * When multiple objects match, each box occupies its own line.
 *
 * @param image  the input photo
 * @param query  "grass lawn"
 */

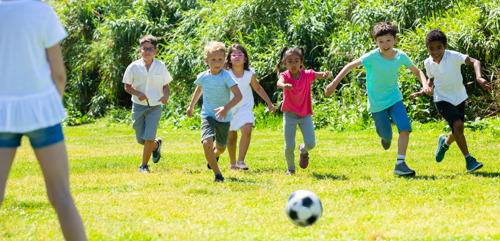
xmin=1 ymin=121 xmax=499 ymax=240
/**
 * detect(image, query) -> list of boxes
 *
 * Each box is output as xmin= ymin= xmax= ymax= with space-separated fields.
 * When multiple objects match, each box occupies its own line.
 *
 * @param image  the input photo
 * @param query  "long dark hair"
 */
xmin=224 ymin=44 xmax=250 ymax=71
xmin=275 ymin=46 xmax=305 ymax=73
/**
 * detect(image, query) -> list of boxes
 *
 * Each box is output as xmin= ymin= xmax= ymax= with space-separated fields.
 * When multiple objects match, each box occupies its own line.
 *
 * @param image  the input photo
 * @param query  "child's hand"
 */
xmin=410 ymin=91 xmax=424 ymax=99
xmin=186 ymin=107 xmax=194 ymax=118
xmin=268 ymin=103 xmax=276 ymax=114
xmin=324 ymin=83 xmax=336 ymax=97
xmin=214 ymin=107 xmax=228 ymax=121
xmin=322 ymin=71 xmax=331 ymax=79
xmin=477 ymin=77 xmax=493 ymax=90
xmin=422 ymin=86 xmax=433 ymax=95
xmin=283 ymin=84 xmax=293 ymax=90
xmin=158 ymin=96 xmax=168 ymax=104
xmin=137 ymin=92 xmax=148 ymax=101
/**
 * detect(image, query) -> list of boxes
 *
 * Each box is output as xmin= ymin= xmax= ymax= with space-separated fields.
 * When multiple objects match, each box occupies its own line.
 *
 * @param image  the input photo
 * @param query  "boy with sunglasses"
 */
xmin=123 ymin=35 xmax=173 ymax=173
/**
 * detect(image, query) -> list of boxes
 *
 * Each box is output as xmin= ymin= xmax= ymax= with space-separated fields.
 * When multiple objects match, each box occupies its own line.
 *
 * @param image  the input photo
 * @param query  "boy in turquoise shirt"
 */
xmin=187 ymin=41 xmax=242 ymax=182
xmin=325 ymin=21 xmax=431 ymax=176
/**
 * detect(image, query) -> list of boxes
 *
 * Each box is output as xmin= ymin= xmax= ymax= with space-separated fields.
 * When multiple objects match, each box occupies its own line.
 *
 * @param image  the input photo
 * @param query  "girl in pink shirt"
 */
xmin=276 ymin=46 xmax=331 ymax=175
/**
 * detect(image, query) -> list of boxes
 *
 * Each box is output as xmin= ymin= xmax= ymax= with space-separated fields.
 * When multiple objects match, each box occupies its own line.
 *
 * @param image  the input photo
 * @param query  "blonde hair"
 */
xmin=204 ymin=41 xmax=226 ymax=57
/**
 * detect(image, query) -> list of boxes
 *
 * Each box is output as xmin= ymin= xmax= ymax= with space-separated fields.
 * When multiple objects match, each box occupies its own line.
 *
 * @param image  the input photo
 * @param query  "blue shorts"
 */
xmin=0 ymin=123 xmax=64 ymax=149
xmin=371 ymin=101 xmax=412 ymax=142
xmin=131 ymin=103 xmax=162 ymax=144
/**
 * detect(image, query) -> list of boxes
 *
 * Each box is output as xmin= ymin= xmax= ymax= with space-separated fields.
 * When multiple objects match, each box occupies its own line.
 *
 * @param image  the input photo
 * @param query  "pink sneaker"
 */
xmin=235 ymin=161 xmax=249 ymax=170
xmin=298 ymin=144 xmax=309 ymax=169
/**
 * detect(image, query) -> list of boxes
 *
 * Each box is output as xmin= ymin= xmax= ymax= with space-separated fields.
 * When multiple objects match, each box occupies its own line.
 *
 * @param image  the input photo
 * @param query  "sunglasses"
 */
xmin=140 ymin=46 xmax=156 ymax=52
xmin=230 ymin=53 xmax=245 ymax=58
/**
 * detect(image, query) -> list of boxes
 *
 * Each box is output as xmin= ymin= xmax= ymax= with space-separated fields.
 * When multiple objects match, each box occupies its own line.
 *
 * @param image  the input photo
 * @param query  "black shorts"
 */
xmin=435 ymin=101 xmax=465 ymax=134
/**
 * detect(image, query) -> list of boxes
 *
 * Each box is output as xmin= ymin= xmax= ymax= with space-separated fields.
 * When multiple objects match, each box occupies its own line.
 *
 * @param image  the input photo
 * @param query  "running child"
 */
xmin=0 ymin=1 xmax=87 ymax=240
xmin=276 ymin=46 xmax=331 ymax=175
xmin=123 ymin=35 xmax=172 ymax=173
xmin=325 ymin=21 xmax=432 ymax=176
xmin=224 ymin=44 xmax=276 ymax=170
xmin=410 ymin=29 xmax=492 ymax=172
xmin=186 ymin=41 xmax=242 ymax=182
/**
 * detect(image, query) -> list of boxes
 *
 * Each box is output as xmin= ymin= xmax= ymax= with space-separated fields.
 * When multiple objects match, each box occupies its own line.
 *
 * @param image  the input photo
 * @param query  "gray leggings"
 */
xmin=283 ymin=111 xmax=316 ymax=171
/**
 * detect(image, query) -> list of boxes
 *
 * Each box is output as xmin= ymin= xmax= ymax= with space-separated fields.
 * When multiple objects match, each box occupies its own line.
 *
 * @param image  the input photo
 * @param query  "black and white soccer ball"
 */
xmin=285 ymin=190 xmax=323 ymax=227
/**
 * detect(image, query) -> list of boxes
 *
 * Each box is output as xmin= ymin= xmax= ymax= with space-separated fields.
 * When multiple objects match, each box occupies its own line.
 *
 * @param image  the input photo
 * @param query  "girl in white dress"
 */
xmin=224 ymin=44 xmax=276 ymax=170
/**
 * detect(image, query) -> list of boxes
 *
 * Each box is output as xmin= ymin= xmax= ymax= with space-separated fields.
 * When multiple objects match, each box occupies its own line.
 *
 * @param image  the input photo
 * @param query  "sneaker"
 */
xmin=235 ymin=161 xmax=249 ymax=170
xmin=207 ymin=147 xmax=219 ymax=169
xmin=466 ymin=156 xmax=483 ymax=173
xmin=152 ymin=138 xmax=162 ymax=163
xmin=298 ymin=144 xmax=309 ymax=169
xmin=285 ymin=170 xmax=295 ymax=175
xmin=139 ymin=164 xmax=150 ymax=173
xmin=435 ymin=134 xmax=449 ymax=163
xmin=381 ymin=139 xmax=391 ymax=150
xmin=393 ymin=162 xmax=416 ymax=176
xmin=214 ymin=174 xmax=225 ymax=182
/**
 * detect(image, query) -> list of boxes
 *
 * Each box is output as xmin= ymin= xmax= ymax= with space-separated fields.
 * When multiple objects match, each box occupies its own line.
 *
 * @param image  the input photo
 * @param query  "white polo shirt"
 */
xmin=424 ymin=50 xmax=468 ymax=106
xmin=123 ymin=58 xmax=173 ymax=106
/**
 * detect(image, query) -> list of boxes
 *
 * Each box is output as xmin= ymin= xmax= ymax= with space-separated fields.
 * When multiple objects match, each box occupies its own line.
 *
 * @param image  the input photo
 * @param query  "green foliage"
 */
xmin=52 ymin=0 xmax=499 ymax=128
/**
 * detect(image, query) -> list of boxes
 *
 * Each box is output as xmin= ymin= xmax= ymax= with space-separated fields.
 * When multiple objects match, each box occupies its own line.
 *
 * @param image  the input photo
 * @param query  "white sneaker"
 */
xmin=235 ymin=161 xmax=249 ymax=170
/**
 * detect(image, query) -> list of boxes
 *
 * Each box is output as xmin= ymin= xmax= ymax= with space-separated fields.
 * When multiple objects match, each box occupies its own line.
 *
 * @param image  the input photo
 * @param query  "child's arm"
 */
xmin=186 ymin=86 xmax=203 ymax=118
xmin=277 ymin=75 xmax=293 ymax=90
xmin=465 ymin=57 xmax=493 ymax=90
xmin=46 ymin=44 xmax=66 ymax=98
xmin=250 ymin=74 xmax=276 ymax=114
xmin=324 ymin=59 xmax=362 ymax=97
xmin=410 ymin=78 xmax=434 ymax=99
xmin=314 ymin=71 xmax=331 ymax=80
xmin=158 ymin=84 xmax=170 ymax=104
xmin=214 ymin=85 xmax=242 ymax=121
xmin=408 ymin=65 xmax=432 ymax=94
xmin=124 ymin=84 xmax=148 ymax=101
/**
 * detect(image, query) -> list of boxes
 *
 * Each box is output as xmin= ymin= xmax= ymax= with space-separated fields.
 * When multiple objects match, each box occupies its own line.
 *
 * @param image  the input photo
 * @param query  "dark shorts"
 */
xmin=0 ymin=123 xmax=64 ymax=149
xmin=200 ymin=117 xmax=230 ymax=147
xmin=435 ymin=101 xmax=465 ymax=134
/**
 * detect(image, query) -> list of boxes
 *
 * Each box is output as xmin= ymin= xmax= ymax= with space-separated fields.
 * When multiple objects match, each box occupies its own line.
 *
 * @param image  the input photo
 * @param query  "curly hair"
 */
xmin=203 ymin=41 xmax=226 ymax=58
xmin=425 ymin=29 xmax=447 ymax=47
xmin=372 ymin=21 xmax=398 ymax=39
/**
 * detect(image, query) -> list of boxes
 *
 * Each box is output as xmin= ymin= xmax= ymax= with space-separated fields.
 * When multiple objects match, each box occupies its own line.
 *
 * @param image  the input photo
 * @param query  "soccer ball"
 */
xmin=285 ymin=190 xmax=323 ymax=227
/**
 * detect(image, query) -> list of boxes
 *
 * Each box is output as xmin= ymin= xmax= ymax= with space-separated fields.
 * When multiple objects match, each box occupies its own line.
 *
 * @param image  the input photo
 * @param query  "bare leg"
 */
xmin=34 ymin=141 xmax=87 ymax=241
xmin=141 ymin=140 xmax=158 ymax=166
xmin=398 ymin=130 xmax=410 ymax=156
xmin=0 ymin=148 xmax=16 ymax=207
xmin=450 ymin=120 xmax=469 ymax=156
xmin=237 ymin=123 xmax=253 ymax=163
xmin=227 ymin=131 xmax=238 ymax=166
xmin=202 ymin=138 xmax=221 ymax=175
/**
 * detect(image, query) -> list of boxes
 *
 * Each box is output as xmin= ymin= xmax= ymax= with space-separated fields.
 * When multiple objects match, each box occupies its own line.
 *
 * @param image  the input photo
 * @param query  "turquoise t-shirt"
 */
xmin=194 ymin=69 xmax=237 ymax=122
xmin=360 ymin=48 xmax=412 ymax=113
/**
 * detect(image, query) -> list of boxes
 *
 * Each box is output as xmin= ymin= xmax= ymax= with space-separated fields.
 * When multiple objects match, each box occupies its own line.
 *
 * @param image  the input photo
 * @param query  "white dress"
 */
xmin=0 ymin=0 xmax=68 ymax=133
xmin=228 ymin=69 xmax=255 ymax=131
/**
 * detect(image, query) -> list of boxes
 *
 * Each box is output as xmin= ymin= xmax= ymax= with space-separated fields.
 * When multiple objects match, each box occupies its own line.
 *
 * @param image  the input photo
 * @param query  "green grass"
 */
xmin=1 ymin=121 xmax=499 ymax=240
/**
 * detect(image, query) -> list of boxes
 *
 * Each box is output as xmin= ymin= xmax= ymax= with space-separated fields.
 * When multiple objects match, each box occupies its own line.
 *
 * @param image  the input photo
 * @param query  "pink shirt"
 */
xmin=280 ymin=69 xmax=316 ymax=117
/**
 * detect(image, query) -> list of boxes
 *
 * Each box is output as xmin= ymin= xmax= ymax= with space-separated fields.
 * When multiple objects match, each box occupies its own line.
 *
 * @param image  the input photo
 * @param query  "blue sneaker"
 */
xmin=207 ymin=147 xmax=219 ymax=169
xmin=466 ymin=156 xmax=483 ymax=173
xmin=214 ymin=174 xmax=225 ymax=182
xmin=435 ymin=134 xmax=449 ymax=163
xmin=152 ymin=138 xmax=162 ymax=163
xmin=381 ymin=139 xmax=391 ymax=150
xmin=394 ymin=162 xmax=416 ymax=176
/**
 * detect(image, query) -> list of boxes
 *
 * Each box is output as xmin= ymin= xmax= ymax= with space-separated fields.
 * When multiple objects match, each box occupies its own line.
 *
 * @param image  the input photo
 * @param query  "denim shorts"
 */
xmin=0 ymin=123 xmax=64 ymax=149
xmin=132 ymin=103 xmax=162 ymax=144
xmin=371 ymin=101 xmax=412 ymax=142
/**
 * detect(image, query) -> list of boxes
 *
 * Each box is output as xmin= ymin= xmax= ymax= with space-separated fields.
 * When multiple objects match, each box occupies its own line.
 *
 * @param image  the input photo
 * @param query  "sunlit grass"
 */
xmin=1 ymin=120 xmax=499 ymax=240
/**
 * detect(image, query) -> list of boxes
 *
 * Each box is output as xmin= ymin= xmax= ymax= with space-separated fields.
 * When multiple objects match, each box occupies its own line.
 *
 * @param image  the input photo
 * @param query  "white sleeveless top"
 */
xmin=228 ymin=69 xmax=255 ymax=131
xmin=0 ymin=0 xmax=68 ymax=133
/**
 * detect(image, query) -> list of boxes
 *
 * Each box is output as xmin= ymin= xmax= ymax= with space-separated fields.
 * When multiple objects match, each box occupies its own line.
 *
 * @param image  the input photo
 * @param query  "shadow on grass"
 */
xmin=398 ymin=174 xmax=458 ymax=180
xmin=471 ymin=172 xmax=500 ymax=178
xmin=311 ymin=172 xmax=349 ymax=181
xmin=226 ymin=177 xmax=258 ymax=183
xmin=4 ymin=199 xmax=50 ymax=209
